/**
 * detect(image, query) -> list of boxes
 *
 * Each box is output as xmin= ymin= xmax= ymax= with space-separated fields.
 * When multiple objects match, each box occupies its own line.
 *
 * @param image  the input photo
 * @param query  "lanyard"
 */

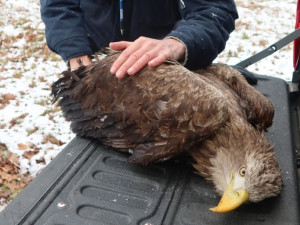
xmin=120 ymin=0 xmax=124 ymax=35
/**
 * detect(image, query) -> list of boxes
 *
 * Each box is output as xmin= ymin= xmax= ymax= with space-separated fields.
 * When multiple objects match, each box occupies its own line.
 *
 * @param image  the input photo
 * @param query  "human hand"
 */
xmin=109 ymin=37 xmax=186 ymax=79
xmin=69 ymin=55 xmax=92 ymax=71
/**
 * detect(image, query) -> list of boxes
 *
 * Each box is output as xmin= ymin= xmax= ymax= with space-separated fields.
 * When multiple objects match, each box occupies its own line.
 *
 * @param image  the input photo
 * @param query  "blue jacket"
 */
xmin=40 ymin=0 xmax=238 ymax=69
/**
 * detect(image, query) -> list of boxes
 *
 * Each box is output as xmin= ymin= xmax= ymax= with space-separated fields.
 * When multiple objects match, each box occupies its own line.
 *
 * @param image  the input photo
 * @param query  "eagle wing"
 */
xmin=194 ymin=65 xmax=274 ymax=130
xmin=52 ymin=53 xmax=229 ymax=165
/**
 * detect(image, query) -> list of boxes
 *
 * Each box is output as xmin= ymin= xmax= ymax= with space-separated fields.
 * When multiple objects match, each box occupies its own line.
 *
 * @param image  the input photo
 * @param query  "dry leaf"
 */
xmin=23 ymin=151 xmax=35 ymax=160
xmin=5 ymin=180 xmax=20 ymax=191
xmin=42 ymin=134 xmax=64 ymax=146
xmin=9 ymin=113 xmax=29 ymax=128
xmin=0 ymin=142 xmax=8 ymax=151
xmin=0 ymin=94 xmax=16 ymax=109
xmin=0 ymin=191 xmax=10 ymax=199
xmin=35 ymin=156 xmax=46 ymax=165
xmin=26 ymin=143 xmax=41 ymax=152
xmin=26 ymin=127 xmax=38 ymax=135
xmin=18 ymin=143 xmax=28 ymax=150
xmin=7 ymin=152 xmax=19 ymax=164
xmin=3 ymin=93 xmax=16 ymax=101
xmin=1 ymin=164 xmax=16 ymax=173
xmin=0 ymin=171 xmax=12 ymax=181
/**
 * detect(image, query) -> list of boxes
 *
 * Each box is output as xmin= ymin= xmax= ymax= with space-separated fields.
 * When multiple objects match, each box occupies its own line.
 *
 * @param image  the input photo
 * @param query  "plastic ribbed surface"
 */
xmin=0 ymin=75 xmax=299 ymax=225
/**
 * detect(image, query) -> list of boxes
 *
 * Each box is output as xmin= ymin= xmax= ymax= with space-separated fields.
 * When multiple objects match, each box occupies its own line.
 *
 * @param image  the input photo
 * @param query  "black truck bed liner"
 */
xmin=0 ymin=75 xmax=299 ymax=225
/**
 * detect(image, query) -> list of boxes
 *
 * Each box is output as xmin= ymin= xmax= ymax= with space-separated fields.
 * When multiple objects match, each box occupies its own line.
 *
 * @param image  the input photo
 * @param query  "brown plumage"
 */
xmin=52 ymin=50 xmax=283 ymax=212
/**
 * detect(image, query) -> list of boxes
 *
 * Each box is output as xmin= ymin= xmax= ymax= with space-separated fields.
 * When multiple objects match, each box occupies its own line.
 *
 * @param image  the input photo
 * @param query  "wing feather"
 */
xmin=194 ymin=65 xmax=274 ymax=130
xmin=52 ymin=52 xmax=229 ymax=164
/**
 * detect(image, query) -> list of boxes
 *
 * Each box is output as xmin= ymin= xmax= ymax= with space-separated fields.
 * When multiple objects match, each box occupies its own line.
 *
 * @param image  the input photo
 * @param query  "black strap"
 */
xmin=236 ymin=28 xmax=300 ymax=68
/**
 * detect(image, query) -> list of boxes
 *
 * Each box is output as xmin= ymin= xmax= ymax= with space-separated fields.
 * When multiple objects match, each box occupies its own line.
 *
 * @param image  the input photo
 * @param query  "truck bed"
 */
xmin=0 ymin=75 xmax=299 ymax=225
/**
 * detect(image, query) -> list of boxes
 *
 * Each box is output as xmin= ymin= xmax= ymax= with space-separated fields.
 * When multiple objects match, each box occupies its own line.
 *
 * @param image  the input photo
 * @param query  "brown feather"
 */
xmin=52 ymin=50 xmax=282 ymax=203
xmin=52 ymin=53 xmax=229 ymax=165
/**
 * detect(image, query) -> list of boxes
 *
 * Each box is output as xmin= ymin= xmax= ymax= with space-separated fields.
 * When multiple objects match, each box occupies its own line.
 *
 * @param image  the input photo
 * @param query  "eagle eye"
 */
xmin=239 ymin=166 xmax=246 ymax=177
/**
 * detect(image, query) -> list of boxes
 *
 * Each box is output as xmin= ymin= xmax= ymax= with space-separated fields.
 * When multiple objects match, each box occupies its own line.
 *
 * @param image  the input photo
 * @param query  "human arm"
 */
xmin=40 ymin=0 xmax=93 ymax=62
xmin=167 ymin=0 xmax=238 ymax=69
xmin=110 ymin=0 xmax=238 ymax=78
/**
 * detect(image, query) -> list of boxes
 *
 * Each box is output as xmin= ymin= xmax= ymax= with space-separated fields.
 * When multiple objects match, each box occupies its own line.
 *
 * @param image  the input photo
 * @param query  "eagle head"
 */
xmin=207 ymin=133 xmax=283 ymax=213
xmin=191 ymin=130 xmax=283 ymax=213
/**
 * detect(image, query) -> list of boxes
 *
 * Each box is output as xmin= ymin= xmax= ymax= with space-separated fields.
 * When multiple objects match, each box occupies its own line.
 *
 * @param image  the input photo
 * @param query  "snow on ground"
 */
xmin=0 ymin=0 xmax=74 ymax=207
xmin=0 ymin=0 xmax=297 ymax=210
xmin=0 ymin=0 xmax=74 ymax=176
xmin=216 ymin=0 xmax=296 ymax=81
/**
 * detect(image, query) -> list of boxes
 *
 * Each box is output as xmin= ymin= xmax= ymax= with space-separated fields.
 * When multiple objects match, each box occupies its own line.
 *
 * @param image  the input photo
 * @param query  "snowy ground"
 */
xmin=0 ymin=0 xmax=297 ymax=210
xmin=217 ymin=0 xmax=296 ymax=81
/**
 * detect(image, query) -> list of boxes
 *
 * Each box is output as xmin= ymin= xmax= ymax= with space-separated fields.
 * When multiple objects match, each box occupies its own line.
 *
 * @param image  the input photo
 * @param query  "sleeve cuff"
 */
xmin=164 ymin=36 xmax=188 ymax=66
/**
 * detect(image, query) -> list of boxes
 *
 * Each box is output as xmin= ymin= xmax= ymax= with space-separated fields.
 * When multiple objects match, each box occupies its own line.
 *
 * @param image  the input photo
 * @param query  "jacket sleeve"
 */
xmin=40 ymin=0 xmax=93 ymax=62
xmin=166 ymin=0 xmax=238 ymax=70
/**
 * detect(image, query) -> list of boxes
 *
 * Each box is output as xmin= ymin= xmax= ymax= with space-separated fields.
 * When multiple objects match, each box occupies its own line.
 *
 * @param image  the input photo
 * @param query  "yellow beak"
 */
xmin=210 ymin=171 xmax=249 ymax=213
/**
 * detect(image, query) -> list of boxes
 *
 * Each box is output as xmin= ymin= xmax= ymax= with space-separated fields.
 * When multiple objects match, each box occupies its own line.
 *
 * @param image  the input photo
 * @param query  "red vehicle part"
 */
xmin=294 ymin=0 xmax=300 ymax=69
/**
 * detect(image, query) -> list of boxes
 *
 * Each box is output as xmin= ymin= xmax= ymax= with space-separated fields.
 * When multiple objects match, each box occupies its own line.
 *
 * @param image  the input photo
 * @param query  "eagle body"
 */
xmin=53 ymin=53 xmax=229 ymax=164
xmin=52 ymin=51 xmax=283 ymax=212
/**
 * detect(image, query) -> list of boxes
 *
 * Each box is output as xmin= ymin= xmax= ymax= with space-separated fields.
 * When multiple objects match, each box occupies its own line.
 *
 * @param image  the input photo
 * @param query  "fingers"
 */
xmin=110 ymin=37 xmax=162 ymax=78
xmin=113 ymin=50 xmax=156 ymax=78
xmin=125 ymin=51 xmax=154 ymax=74
xmin=109 ymin=37 xmax=186 ymax=79
xmin=110 ymin=48 xmax=137 ymax=77
xmin=110 ymin=38 xmax=146 ymax=78
xmin=148 ymin=53 xmax=169 ymax=67
xmin=109 ymin=41 xmax=131 ymax=51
